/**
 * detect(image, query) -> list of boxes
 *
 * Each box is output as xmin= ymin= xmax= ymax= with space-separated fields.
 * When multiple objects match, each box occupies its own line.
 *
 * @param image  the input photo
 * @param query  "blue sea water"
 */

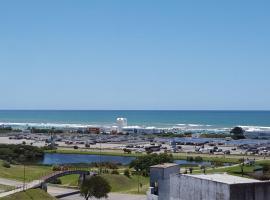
xmin=0 ymin=110 xmax=269 ymax=129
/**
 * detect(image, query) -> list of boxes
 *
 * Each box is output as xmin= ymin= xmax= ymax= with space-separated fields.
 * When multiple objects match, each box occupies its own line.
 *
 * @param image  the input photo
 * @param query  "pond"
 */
xmin=42 ymin=153 xmax=215 ymax=166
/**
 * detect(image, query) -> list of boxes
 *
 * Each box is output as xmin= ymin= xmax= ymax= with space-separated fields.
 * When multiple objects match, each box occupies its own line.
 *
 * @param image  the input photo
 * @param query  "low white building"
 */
xmin=148 ymin=163 xmax=270 ymax=200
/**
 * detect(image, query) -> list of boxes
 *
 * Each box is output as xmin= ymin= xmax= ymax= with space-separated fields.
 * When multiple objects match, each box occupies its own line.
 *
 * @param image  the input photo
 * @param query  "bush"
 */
xmin=194 ymin=156 xmax=203 ymax=162
xmin=111 ymin=169 xmax=119 ymax=175
xmin=2 ymin=161 xmax=11 ymax=168
xmin=0 ymin=144 xmax=44 ymax=163
xmin=129 ymin=153 xmax=174 ymax=176
xmin=52 ymin=165 xmax=61 ymax=171
xmin=186 ymin=156 xmax=194 ymax=162
xmin=124 ymin=169 xmax=130 ymax=178
xmin=49 ymin=178 xmax=62 ymax=184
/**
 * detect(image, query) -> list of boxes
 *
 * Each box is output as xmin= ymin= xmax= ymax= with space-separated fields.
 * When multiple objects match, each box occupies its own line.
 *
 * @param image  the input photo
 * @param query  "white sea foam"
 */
xmin=0 ymin=122 xmax=99 ymax=128
xmin=239 ymin=125 xmax=270 ymax=132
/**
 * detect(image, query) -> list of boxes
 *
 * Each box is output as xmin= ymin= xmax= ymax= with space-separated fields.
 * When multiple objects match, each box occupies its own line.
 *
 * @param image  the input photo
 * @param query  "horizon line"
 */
xmin=0 ymin=109 xmax=270 ymax=112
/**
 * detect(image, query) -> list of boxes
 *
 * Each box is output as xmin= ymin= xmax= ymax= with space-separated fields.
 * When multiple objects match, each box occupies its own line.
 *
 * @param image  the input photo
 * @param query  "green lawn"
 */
xmin=0 ymin=161 xmax=52 ymax=182
xmin=0 ymin=189 xmax=56 ymax=200
xmin=102 ymin=174 xmax=149 ymax=195
xmin=59 ymin=174 xmax=149 ymax=195
xmin=60 ymin=174 xmax=80 ymax=187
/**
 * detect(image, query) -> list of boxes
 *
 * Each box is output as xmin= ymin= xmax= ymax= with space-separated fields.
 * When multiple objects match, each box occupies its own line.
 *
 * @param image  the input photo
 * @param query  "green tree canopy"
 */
xmin=230 ymin=127 xmax=245 ymax=140
xmin=129 ymin=153 xmax=174 ymax=176
xmin=80 ymin=175 xmax=111 ymax=200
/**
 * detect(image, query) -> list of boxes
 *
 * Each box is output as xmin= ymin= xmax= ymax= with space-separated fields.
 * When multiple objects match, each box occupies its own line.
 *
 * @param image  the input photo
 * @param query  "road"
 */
xmin=60 ymin=193 xmax=146 ymax=200
xmin=47 ymin=186 xmax=146 ymax=200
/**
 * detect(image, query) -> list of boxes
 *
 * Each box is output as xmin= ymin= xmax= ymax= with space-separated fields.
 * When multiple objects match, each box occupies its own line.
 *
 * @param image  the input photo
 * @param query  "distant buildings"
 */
xmin=147 ymin=163 xmax=270 ymax=200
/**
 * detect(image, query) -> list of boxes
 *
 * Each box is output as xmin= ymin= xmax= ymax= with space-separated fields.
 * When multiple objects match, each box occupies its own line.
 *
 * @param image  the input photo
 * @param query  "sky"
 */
xmin=0 ymin=0 xmax=270 ymax=110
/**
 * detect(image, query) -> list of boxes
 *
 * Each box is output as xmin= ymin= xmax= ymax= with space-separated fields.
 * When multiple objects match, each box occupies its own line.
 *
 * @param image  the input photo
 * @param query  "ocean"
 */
xmin=0 ymin=110 xmax=270 ymax=133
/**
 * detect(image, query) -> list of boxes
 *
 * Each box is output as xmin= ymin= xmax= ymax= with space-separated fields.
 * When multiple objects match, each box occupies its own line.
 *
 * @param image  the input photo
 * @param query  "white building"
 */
xmin=116 ymin=118 xmax=128 ymax=132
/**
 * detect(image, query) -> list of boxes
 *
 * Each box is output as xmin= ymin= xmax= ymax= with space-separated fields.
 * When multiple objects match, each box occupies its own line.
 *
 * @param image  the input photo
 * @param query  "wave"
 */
xmin=1 ymin=122 xmax=270 ymax=134
xmin=0 ymin=122 xmax=101 ymax=129
xmin=239 ymin=125 xmax=270 ymax=132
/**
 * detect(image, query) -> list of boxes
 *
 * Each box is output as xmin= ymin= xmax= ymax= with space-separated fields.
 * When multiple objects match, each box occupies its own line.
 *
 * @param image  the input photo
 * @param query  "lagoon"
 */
xmin=42 ymin=153 xmax=213 ymax=166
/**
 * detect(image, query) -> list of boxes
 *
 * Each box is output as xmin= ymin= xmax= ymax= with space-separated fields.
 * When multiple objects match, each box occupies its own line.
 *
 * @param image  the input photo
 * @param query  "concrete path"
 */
xmin=0 ymin=180 xmax=41 ymax=198
xmin=47 ymin=185 xmax=78 ymax=196
xmin=60 ymin=193 xmax=146 ymax=200
xmin=0 ymin=178 xmax=23 ymax=187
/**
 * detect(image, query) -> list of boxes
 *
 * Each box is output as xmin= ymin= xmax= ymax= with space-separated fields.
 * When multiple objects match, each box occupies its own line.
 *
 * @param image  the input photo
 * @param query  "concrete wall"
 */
xmin=230 ymin=182 xmax=270 ymax=200
xmin=169 ymin=174 xmax=230 ymax=200
xmin=149 ymin=165 xmax=180 ymax=200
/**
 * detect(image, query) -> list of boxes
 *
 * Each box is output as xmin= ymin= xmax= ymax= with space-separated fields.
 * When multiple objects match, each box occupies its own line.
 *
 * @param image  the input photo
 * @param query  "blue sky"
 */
xmin=0 ymin=0 xmax=269 ymax=110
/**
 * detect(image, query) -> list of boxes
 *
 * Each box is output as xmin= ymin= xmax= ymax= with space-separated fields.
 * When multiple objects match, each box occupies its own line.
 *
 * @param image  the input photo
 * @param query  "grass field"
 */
xmin=59 ymin=174 xmax=149 ymax=195
xmin=0 ymin=161 xmax=52 ymax=182
xmin=0 ymin=189 xmax=56 ymax=200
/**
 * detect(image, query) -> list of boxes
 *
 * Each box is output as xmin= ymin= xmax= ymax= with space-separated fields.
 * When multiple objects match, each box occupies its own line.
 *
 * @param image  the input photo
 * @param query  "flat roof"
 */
xmin=151 ymin=163 xmax=178 ymax=169
xmin=184 ymin=173 xmax=262 ymax=185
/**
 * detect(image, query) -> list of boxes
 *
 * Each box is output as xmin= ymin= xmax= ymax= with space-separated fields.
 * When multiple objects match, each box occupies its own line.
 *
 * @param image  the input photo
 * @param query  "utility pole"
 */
xmin=99 ymin=139 xmax=102 ymax=174
xmin=23 ymin=163 xmax=26 ymax=191
xmin=137 ymin=169 xmax=141 ymax=193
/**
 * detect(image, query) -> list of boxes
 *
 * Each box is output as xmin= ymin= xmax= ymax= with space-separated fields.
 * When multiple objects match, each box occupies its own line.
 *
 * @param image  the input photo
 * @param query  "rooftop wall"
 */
xmin=230 ymin=182 xmax=270 ymax=200
xmin=170 ymin=174 xmax=230 ymax=200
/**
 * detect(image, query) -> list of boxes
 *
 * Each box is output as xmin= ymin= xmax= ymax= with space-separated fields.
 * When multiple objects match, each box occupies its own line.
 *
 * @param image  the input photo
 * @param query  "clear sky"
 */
xmin=0 ymin=0 xmax=269 ymax=110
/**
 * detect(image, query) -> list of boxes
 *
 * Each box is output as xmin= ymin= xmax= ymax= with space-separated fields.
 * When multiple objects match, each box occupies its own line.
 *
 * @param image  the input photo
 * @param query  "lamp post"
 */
xmin=19 ymin=151 xmax=26 ymax=191
xmin=137 ymin=169 xmax=141 ymax=193
xmin=99 ymin=139 xmax=102 ymax=174
xmin=23 ymin=163 xmax=26 ymax=191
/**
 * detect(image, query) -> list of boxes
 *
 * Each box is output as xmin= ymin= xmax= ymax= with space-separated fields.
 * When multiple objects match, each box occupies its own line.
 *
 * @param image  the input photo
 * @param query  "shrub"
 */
xmin=49 ymin=178 xmax=62 ymax=184
xmin=2 ymin=161 xmax=11 ymax=168
xmin=194 ymin=156 xmax=203 ymax=162
xmin=111 ymin=169 xmax=119 ymax=175
xmin=52 ymin=165 xmax=61 ymax=171
xmin=124 ymin=169 xmax=130 ymax=178
xmin=186 ymin=156 xmax=194 ymax=162
xmin=129 ymin=153 xmax=174 ymax=176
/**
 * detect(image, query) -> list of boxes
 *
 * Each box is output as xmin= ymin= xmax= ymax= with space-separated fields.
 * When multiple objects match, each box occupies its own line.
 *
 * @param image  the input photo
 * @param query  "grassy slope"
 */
xmin=103 ymin=174 xmax=149 ymax=195
xmin=0 ymin=161 xmax=52 ymax=182
xmin=0 ymin=189 xmax=56 ymax=200
xmin=60 ymin=174 xmax=149 ymax=195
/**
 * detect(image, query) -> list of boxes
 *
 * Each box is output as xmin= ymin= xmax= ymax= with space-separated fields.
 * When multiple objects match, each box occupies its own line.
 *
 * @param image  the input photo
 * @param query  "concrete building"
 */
xmin=147 ymin=163 xmax=270 ymax=200
xmin=116 ymin=118 xmax=128 ymax=132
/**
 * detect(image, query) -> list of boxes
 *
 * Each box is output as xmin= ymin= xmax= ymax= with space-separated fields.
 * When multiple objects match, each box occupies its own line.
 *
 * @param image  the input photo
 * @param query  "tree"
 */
xmin=80 ymin=175 xmax=111 ymax=200
xmin=124 ymin=169 xmax=131 ymax=178
xmin=129 ymin=153 xmax=174 ymax=176
xmin=230 ymin=127 xmax=245 ymax=140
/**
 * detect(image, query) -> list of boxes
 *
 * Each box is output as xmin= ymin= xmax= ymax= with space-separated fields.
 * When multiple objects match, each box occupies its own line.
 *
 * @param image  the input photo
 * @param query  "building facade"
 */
xmin=147 ymin=163 xmax=270 ymax=200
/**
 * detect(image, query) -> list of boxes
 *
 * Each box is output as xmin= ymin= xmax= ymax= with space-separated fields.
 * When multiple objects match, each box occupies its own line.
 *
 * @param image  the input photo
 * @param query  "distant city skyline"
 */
xmin=0 ymin=0 xmax=270 ymax=110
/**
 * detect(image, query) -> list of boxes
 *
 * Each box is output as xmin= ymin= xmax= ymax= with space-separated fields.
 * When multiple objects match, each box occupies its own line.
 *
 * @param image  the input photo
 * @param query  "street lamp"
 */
xmin=19 ymin=152 xmax=26 ymax=191
xmin=137 ymin=169 xmax=141 ymax=193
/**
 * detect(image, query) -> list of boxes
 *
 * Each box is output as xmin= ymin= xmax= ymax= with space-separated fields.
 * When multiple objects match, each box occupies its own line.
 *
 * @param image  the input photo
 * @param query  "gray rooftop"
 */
xmin=184 ymin=173 xmax=262 ymax=185
xmin=151 ymin=163 xmax=178 ymax=169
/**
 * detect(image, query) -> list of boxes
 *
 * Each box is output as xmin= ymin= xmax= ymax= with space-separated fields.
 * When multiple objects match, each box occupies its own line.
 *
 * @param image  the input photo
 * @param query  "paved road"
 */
xmin=60 ymin=193 xmax=146 ymax=200
xmin=47 ymin=185 xmax=78 ymax=196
